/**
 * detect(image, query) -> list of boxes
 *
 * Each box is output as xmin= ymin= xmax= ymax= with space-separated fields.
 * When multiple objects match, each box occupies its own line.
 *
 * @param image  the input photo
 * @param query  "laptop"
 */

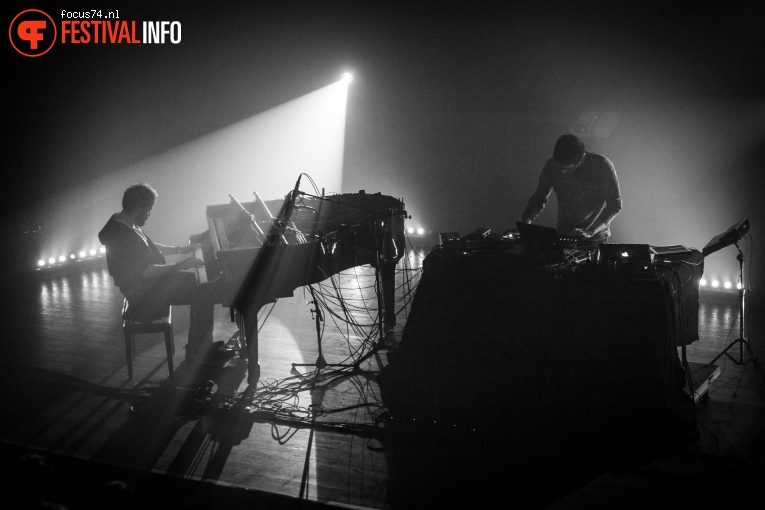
xmin=597 ymin=244 xmax=652 ymax=266
xmin=515 ymin=222 xmax=564 ymax=259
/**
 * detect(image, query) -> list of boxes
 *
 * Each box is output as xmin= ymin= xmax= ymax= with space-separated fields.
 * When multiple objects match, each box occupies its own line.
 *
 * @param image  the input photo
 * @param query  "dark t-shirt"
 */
xmin=522 ymin=152 xmax=622 ymax=238
xmin=98 ymin=215 xmax=166 ymax=300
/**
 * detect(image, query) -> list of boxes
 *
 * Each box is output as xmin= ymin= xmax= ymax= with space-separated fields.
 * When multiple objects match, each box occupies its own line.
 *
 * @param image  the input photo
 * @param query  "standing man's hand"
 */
xmin=572 ymin=228 xmax=595 ymax=238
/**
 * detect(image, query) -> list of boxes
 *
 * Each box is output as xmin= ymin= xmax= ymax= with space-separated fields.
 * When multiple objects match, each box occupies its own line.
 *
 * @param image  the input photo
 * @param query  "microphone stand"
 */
xmin=254 ymin=190 xmax=305 ymax=243
xmin=233 ymin=175 xmax=305 ymax=386
xmin=228 ymin=193 xmax=270 ymax=246
xmin=291 ymin=286 xmax=350 ymax=375
xmin=291 ymin=218 xmax=392 ymax=380
xmin=709 ymin=241 xmax=763 ymax=379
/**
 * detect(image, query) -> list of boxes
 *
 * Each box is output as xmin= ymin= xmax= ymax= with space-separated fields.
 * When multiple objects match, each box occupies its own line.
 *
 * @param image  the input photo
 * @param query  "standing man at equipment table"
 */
xmin=520 ymin=134 xmax=622 ymax=248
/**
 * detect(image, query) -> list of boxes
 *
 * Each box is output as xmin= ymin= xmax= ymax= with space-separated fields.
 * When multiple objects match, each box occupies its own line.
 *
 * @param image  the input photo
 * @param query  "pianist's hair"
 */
xmin=122 ymin=183 xmax=158 ymax=212
xmin=553 ymin=134 xmax=586 ymax=165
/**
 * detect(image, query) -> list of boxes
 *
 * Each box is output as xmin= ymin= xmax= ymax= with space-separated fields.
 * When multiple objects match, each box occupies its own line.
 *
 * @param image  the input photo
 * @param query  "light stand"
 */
xmin=709 ymin=241 xmax=763 ymax=377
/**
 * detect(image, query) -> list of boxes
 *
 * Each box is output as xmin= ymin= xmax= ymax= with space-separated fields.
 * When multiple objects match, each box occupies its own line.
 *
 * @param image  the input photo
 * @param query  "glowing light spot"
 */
xmin=69 ymin=254 xmax=76 ymax=260
xmin=407 ymin=227 xmax=415 ymax=234
xmin=736 ymin=282 xmax=743 ymax=290
xmin=699 ymin=278 xmax=707 ymax=286
xmin=38 ymin=260 xmax=46 ymax=267
xmin=99 ymin=247 xmax=106 ymax=254
xmin=340 ymin=72 xmax=353 ymax=84
xmin=48 ymin=257 xmax=56 ymax=264
xmin=417 ymin=228 xmax=424 ymax=235
xmin=723 ymin=281 xmax=732 ymax=289
xmin=58 ymin=255 xmax=66 ymax=262
xmin=89 ymin=249 xmax=97 ymax=256
xmin=79 ymin=251 xmax=86 ymax=258
xmin=711 ymin=280 xmax=719 ymax=288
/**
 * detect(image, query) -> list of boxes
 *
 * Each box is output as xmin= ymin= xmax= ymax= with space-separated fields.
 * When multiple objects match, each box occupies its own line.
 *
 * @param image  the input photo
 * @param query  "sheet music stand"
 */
xmin=701 ymin=217 xmax=748 ymax=257
xmin=705 ymin=218 xmax=762 ymax=377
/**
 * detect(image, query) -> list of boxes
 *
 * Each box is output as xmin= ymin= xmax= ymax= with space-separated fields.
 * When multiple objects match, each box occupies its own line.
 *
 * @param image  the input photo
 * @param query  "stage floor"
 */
xmin=0 ymin=255 xmax=763 ymax=509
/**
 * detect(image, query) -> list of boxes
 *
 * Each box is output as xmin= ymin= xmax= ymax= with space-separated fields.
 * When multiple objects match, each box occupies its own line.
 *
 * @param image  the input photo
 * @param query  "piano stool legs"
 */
xmin=122 ymin=305 xmax=175 ymax=380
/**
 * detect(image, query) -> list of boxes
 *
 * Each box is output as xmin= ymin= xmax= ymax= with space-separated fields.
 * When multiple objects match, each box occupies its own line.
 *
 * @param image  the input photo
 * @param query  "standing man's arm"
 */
xmin=582 ymin=158 xmax=623 ymax=237
xmin=521 ymin=160 xmax=557 ymax=224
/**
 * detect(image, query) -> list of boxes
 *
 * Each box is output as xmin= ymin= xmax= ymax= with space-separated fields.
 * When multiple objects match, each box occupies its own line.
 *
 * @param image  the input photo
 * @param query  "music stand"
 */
xmin=705 ymin=218 xmax=762 ymax=376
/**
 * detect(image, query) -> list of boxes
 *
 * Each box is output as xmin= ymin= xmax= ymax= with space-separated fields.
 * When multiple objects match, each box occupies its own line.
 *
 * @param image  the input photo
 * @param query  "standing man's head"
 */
xmin=121 ymin=183 xmax=158 ymax=226
xmin=553 ymin=134 xmax=586 ymax=170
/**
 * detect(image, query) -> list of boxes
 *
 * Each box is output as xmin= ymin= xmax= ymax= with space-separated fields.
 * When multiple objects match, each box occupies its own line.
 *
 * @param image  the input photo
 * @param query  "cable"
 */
xmin=127 ymin=214 xmax=424 ymax=437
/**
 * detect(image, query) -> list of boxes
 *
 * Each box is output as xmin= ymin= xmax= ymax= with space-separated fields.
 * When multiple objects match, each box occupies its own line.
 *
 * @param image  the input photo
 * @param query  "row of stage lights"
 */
xmin=36 ymin=221 xmax=418 ymax=270
xmin=37 ymin=247 xmax=106 ymax=268
xmin=699 ymin=278 xmax=742 ymax=291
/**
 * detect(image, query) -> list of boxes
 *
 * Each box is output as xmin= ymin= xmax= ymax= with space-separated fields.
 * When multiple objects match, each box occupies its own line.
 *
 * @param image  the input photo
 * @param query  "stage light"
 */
xmin=79 ymin=251 xmax=86 ymax=258
xmin=38 ymin=260 xmax=46 ymax=267
xmin=407 ymin=227 xmax=415 ymax=234
xmin=711 ymin=280 xmax=719 ymax=288
xmin=736 ymin=282 xmax=743 ymax=290
xmin=58 ymin=255 xmax=66 ymax=262
xmin=90 ymin=249 xmax=97 ymax=256
xmin=99 ymin=247 xmax=105 ymax=254
xmin=699 ymin=278 xmax=707 ymax=286
xmin=340 ymin=72 xmax=353 ymax=84
xmin=723 ymin=281 xmax=732 ymax=289
xmin=69 ymin=254 xmax=76 ymax=260
xmin=417 ymin=228 xmax=424 ymax=235
xmin=48 ymin=257 xmax=56 ymax=265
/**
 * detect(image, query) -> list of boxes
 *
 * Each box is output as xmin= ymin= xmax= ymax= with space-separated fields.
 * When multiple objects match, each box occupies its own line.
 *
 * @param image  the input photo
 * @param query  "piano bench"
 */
xmin=121 ymin=298 xmax=175 ymax=380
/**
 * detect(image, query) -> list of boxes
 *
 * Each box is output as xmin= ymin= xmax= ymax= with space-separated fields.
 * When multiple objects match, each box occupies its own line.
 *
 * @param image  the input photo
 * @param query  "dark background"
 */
xmin=4 ymin=1 xmax=764 ymax=291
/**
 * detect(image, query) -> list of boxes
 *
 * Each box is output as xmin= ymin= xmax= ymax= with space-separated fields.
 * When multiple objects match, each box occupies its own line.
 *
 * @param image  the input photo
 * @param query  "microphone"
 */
xmin=283 ymin=174 xmax=302 ymax=225
xmin=291 ymin=174 xmax=302 ymax=201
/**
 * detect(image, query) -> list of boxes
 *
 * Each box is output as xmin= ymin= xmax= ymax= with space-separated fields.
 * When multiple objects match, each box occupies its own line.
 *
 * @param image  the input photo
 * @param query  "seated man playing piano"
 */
xmin=520 ymin=134 xmax=622 ymax=248
xmin=98 ymin=183 xmax=232 ymax=364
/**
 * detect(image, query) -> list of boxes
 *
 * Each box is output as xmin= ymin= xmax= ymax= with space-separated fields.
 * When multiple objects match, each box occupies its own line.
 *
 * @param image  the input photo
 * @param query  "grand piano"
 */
xmin=195 ymin=187 xmax=407 ymax=384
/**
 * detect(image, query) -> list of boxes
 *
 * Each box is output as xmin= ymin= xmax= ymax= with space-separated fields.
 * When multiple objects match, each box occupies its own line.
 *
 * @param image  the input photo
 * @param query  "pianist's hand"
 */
xmin=179 ymin=243 xmax=202 ymax=254
xmin=176 ymin=256 xmax=205 ymax=270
